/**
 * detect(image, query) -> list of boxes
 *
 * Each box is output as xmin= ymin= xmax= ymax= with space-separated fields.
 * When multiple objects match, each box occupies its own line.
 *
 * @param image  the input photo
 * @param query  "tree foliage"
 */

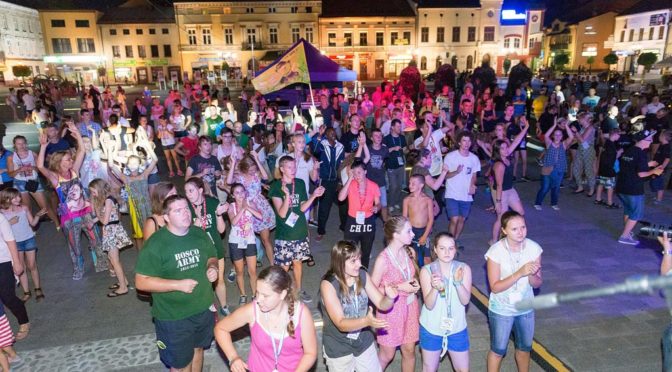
xmin=12 ymin=65 xmax=32 ymax=78
xmin=637 ymin=52 xmax=658 ymax=71
xmin=603 ymin=53 xmax=618 ymax=66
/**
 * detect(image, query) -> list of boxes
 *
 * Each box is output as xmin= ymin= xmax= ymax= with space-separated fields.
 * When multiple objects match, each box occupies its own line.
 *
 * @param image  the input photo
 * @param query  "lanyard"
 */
xmin=387 ymin=248 xmax=410 ymax=281
xmin=269 ymin=324 xmax=286 ymax=371
xmin=357 ymin=180 xmax=368 ymax=211
xmin=503 ymin=238 xmax=524 ymax=291
xmin=191 ymin=199 xmax=207 ymax=231
xmin=351 ymin=284 xmax=359 ymax=313
xmin=444 ymin=262 xmax=454 ymax=318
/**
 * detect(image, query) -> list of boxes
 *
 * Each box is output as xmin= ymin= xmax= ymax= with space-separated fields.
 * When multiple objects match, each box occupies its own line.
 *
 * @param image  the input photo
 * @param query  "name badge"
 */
xmin=285 ymin=212 xmax=299 ymax=227
xmin=406 ymin=293 xmax=416 ymax=305
xmin=356 ymin=211 xmax=366 ymax=225
xmin=440 ymin=317 xmax=454 ymax=331
xmin=397 ymin=157 xmax=404 ymax=166
xmin=346 ymin=331 xmax=360 ymax=340
xmin=237 ymin=242 xmax=248 ymax=250
xmin=509 ymin=292 xmax=523 ymax=304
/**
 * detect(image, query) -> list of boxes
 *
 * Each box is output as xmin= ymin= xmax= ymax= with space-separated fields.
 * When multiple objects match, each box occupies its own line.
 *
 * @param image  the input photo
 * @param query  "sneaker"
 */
xmin=219 ymin=305 xmax=231 ymax=316
xmin=72 ymin=270 xmax=83 ymax=281
xmin=551 ymin=205 xmax=560 ymax=211
xmin=227 ymin=269 xmax=236 ymax=283
xmin=239 ymin=295 xmax=247 ymax=305
xmin=618 ymin=235 xmax=639 ymax=245
xmin=308 ymin=220 xmax=318 ymax=227
xmin=299 ymin=289 xmax=313 ymax=303
xmin=533 ymin=205 xmax=542 ymax=211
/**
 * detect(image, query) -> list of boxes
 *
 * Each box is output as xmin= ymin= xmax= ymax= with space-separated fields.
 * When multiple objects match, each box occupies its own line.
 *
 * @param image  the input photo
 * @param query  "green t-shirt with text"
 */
xmin=188 ymin=196 xmax=224 ymax=259
xmin=269 ymin=178 xmax=308 ymax=241
xmin=205 ymin=116 xmax=223 ymax=140
xmin=135 ymin=226 xmax=217 ymax=321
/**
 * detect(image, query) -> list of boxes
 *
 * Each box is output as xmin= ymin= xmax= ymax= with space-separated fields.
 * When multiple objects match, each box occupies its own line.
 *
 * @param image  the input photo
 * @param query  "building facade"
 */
xmin=0 ymin=1 xmax=45 ymax=84
xmin=416 ymin=0 xmax=501 ymax=75
xmin=497 ymin=6 xmax=544 ymax=74
xmin=543 ymin=12 xmax=618 ymax=72
xmin=319 ymin=0 xmax=416 ymax=80
xmin=611 ymin=7 xmax=671 ymax=75
xmin=174 ymin=1 xmax=321 ymax=82
xmin=39 ymin=9 xmax=105 ymax=85
xmin=98 ymin=1 xmax=181 ymax=84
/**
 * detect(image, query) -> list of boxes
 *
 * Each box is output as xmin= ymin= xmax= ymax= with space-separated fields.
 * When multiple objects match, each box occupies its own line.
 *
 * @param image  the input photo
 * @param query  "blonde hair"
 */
xmin=88 ymin=178 xmax=113 ymax=218
xmin=0 ymin=188 xmax=21 ymax=209
xmin=48 ymin=150 xmax=72 ymax=173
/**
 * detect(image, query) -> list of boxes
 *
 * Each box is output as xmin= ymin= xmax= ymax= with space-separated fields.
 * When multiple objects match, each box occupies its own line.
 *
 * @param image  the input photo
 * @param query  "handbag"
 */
xmin=25 ymin=180 xmax=39 ymax=193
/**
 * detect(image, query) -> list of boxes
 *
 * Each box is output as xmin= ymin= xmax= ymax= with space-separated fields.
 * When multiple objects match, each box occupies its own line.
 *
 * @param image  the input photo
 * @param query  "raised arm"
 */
xmin=36 ymin=133 xmax=56 ymax=185
xmin=214 ymin=303 xmax=254 ymax=372
xmin=507 ymin=118 xmax=530 ymax=154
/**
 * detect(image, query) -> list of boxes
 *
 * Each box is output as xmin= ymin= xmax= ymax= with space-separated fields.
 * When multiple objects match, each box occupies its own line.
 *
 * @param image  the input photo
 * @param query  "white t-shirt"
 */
xmin=484 ymin=238 xmax=542 ymax=317
xmin=380 ymin=120 xmax=392 ymax=136
xmin=414 ymin=129 xmax=446 ymax=177
xmin=443 ymin=150 xmax=480 ymax=201
xmin=0 ymin=214 xmax=16 ymax=264
xmin=22 ymin=94 xmax=35 ymax=110
xmin=645 ymin=102 xmax=665 ymax=115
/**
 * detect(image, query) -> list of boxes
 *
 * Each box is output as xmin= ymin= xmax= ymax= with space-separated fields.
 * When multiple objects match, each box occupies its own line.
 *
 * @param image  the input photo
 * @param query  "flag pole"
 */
xmin=308 ymin=81 xmax=315 ymax=107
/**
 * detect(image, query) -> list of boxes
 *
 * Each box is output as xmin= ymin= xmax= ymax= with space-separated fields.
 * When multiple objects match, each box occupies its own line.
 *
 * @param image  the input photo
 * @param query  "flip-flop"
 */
xmin=107 ymin=290 xmax=129 ymax=298
xmin=305 ymin=255 xmax=316 ymax=267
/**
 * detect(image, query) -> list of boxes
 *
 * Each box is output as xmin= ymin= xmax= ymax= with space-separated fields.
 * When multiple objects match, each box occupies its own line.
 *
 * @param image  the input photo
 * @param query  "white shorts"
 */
xmin=323 ymin=342 xmax=382 ymax=372
xmin=501 ymin=188 xmax=521 ymax=213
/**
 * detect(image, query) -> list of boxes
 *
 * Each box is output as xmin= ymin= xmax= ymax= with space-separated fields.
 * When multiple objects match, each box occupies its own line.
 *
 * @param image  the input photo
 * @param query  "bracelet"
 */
xmin=664 ymin=250 xmax=672 ymax=256
xmin=208 ymin=265 xmax=218 ymax=271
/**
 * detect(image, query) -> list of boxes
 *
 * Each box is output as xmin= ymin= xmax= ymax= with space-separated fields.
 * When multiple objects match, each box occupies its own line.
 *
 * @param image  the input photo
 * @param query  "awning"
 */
xmin=654 ymin=56 xmax=672 ymax=68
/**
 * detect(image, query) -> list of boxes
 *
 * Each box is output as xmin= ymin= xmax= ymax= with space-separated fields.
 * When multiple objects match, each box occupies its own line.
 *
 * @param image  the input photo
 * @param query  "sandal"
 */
xmin=20 ymin=291 xmax=31 ymax=302
xmin=305 ymin=255 xmax=316 ymax=267
xmin=15 ymin=325 xmax=29 ymax=341
xmin=109 ymin=283 xmax=120 ymax=290
xmin=107 ymin=290 xmax=129 ymax=298
xmin=34 ymin=288 xmax=45 ymax=302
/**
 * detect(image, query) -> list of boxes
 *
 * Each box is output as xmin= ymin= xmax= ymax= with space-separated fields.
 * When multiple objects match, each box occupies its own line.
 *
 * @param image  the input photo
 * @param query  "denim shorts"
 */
xmin=16 ymin=237 xmax=37 ymax=252
xmin=14 ymin=179 xmax=44 ymax=193
xmin=148 ymin=172 xmax=160 ymax=185
xmin=618 ymin=193 xmax=644 ymax=221
xmin=154 ymin=309 xmax=215 ymax=369
xmin=420 ymin=325 xmax=470 ymax=352
xmin=445 ymin=198 xmax=472 ymax=218
xmin=229 ymin=243 xmax=256 ymax=261
xmin=488 ymin=310 xmax=535 ymax=356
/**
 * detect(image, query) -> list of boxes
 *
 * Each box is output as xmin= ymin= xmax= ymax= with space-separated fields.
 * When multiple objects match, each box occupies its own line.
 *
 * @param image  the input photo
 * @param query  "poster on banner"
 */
xmin=252 ymin=42 xmax=310 ymax=94
xmin=650 ymin=13 xmax=667 ymax=26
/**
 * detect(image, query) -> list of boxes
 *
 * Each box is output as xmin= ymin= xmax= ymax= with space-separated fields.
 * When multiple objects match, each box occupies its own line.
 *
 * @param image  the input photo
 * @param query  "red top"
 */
xmin=180 ymin=136 xmax=199 ymax=161
xmin=346 ymin=179 xmax=380 ymax=218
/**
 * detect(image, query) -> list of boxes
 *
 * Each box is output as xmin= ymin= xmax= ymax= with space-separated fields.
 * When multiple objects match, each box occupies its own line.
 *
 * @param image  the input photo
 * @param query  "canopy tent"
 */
xmin=252 ymin=38 xmax=356 ymax=94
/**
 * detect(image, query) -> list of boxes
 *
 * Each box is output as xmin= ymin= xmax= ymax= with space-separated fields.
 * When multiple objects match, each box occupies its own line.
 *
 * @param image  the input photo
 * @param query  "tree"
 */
xmin=12 ymin=65 xmax=32 ymax=82
xmin=603 ymin=53 xmax=618 ymax=79
xmin=553 ymin=53 xmax=570 ymax=72
xmin=586 ymin=56 xmax=595 ymax=74
xmin=97 ymin=66 xmax=107 ymax=85
xmin=503 ymin=58 xmax=512 ymax=75
xmin=637 ymin=52 xmax=658 ymax=81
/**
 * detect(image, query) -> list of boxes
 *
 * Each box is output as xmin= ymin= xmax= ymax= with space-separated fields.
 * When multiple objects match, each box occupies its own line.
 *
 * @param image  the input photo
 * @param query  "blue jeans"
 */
xmin=535 ymin=169 xmax=564 ymax=206
xmin=488 ymin=310 xmax=535 ymax=356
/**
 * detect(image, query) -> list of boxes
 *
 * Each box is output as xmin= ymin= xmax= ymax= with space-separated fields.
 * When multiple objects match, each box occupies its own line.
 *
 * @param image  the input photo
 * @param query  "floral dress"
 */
xmin=101 ymin=197 xmax=132 ymax=252
xmin=234 ymin=172 xmax=275 ymax=232
xmin=126 ymin=178 xmax=152 ymax=239
xmin=376 ymin=248 xmax=420 ymax=347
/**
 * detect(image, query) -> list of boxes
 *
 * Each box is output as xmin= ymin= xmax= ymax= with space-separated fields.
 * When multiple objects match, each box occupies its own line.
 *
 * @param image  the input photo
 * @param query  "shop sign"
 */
xmin=145 ymin=59 xmax=169 ymax=66
xmin=113 ymin=60 xmax=137 ymax=67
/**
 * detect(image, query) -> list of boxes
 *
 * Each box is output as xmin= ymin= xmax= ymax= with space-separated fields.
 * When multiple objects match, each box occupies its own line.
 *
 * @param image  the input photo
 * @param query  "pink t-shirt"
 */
xmin=346 ymin=179 xmax=380 ymax=218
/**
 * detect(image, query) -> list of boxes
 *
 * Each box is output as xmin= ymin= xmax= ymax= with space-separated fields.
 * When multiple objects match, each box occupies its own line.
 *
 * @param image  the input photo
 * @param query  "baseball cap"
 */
xmin=632 ymin=129 xmax=656 ymax=142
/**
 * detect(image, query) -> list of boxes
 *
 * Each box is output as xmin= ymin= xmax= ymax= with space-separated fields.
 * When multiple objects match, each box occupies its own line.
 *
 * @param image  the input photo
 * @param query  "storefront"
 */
xmin=112 ymin=58 xmax=173 ymax=83
xmin=44 ymin=55 xmax=105 ymax=84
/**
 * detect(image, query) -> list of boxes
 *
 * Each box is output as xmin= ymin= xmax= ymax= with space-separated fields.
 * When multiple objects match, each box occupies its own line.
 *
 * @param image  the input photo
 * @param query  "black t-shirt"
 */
xmin=340 ymin=130 xmax=371 ymax=154
xmin=365 ymin=145 xmax=388 ymax=187
xmin=598 ymin=140 xmax=618 ymax=177
xmin=654 ymin=143 xmax=670 ymax=166
xmin=187 ymin=154 xmax=222 ymax=193
xmin=383 ymin=134 xmax=407 ymax=169
xmin=616 ymin=146 xmax=649 ymax=195
xmin=494 ymin=95 xmax=507 ymax=112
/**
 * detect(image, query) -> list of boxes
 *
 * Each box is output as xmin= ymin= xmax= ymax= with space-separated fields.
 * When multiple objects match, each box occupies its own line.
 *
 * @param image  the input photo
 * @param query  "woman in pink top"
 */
xmin=371 ymin=216 xmax=421 ymax=372
xmin=215 ymin=266 xmax=317 ymax=372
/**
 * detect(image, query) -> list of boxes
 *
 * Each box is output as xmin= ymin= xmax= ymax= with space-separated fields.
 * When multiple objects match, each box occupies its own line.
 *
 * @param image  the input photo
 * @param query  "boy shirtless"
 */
xmin=403 ymin=174 xmax=434 ymax=266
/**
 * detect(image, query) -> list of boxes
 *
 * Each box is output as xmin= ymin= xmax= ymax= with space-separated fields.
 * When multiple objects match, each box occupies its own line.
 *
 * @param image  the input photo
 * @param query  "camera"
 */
xmin=639 ymin=221 xmax=672 ymax=238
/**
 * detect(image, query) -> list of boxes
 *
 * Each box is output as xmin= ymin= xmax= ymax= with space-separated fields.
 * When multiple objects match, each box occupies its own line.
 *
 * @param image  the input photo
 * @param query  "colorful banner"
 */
xmin=252 ymin=42 xmax=310 ymax=94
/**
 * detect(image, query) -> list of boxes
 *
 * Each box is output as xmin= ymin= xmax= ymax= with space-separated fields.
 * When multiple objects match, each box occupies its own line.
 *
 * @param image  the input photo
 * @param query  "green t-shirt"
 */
xmin=188 ymin=196 xmax=224 ymax=259
xmin=269 ymin=178 xmax=308 ymax=241
xmin=135 ymin=226 xmax=217 ymax=321
xmin=236 ymin=133 xmax=249 ymax=148
xmin=205 ymin=116 xmax=223 ymax=140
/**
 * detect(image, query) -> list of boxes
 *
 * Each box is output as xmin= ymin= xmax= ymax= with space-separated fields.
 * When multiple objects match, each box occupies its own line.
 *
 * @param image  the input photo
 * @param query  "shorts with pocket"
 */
xmin=597 ymin=176 xmax=616 ymax=189
xmin=229 ymin=243 xmax=257 ymax=261
xmin=16 ymin=237 xmax=37 ymax=252
xmin=154 ymin=309 xmax=215 ymax=369
xmin=273 ymin=238 xmax=310 ymax=266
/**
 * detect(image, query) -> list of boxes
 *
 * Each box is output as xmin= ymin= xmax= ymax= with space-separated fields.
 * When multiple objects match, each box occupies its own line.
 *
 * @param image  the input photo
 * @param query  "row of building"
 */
xmin=1 ymin=0 xmax=671 ymax=85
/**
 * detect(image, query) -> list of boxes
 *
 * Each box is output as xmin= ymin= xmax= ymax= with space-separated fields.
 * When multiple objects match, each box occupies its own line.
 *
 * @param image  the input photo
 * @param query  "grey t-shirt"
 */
xmin=320 ymin=269 xmax=374 ymax=358
xmin=366 ymin=145 xmax=388 ymax=188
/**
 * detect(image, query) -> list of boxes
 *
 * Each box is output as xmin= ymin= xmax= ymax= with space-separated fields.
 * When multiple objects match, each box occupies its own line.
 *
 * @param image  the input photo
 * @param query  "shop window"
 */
xmin=51 ymin=38 xmax=71 ymax=53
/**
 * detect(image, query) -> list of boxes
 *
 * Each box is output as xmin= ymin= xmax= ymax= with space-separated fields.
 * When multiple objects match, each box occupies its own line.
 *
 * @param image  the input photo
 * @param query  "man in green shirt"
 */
xmin=269 ymin=155 xmax=324 ymax=303
xmin=135 ymin=195 xmax=219 ymax=371
xmin=204 ymin=106 xmax=224 ymax=141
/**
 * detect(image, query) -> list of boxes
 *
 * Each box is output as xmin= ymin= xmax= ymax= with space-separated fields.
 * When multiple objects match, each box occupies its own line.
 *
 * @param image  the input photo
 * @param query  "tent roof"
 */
xmin=255 ymin=39 xmax=356 ymax=83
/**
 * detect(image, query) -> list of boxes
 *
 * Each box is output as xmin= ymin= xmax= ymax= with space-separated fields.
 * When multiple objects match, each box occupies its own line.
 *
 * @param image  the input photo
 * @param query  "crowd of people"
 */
xmin=0 ymin=69 xmax=670 ymax=371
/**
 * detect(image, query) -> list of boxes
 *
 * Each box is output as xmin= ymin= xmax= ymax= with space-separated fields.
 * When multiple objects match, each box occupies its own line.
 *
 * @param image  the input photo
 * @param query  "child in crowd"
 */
xmin=403 ymin=174 xmax=434 ymax=267
xmin=156 ymin=115 xmax=182 ymax=177
xmin=174 ymin=124 xmax=200 ymax=170
xmin=227 ymin=183 xmax=261 ymax=305
xmin=595 ymin=129 xmax=622 ymax=208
